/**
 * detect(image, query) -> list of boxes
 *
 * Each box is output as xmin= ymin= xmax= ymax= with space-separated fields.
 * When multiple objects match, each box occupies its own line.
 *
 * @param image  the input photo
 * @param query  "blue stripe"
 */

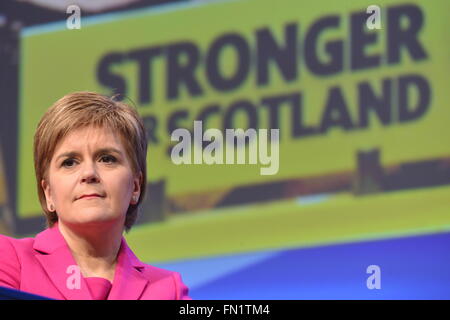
xmin=21 ymin=0 xmax=240 ymax=38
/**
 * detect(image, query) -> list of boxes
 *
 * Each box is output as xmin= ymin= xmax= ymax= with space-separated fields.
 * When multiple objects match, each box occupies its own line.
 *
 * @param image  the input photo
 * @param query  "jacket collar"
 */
xmin=107 ymin=237 xmax=149 ymax=300
xmin=33 ymin=223 xmax=148 ymax=300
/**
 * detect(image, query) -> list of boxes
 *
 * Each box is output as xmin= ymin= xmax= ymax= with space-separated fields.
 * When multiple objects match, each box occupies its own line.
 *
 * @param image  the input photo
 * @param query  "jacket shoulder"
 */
xmin=138 ymin=264 xmax=191 ymax=300
xmin=139 ymin=263 xmax=177 ymax=281
xmin=0 ymin=233 xmax=35 ymax=253
xmin=0 ymin=234 xmax=35 ymax=289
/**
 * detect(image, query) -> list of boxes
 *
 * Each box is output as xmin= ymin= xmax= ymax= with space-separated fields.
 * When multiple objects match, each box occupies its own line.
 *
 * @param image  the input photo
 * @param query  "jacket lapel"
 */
xmin=107 ymin=238 xmax=149 ymax=300
xmin=33 ymin=224 xmax=93 ymax=300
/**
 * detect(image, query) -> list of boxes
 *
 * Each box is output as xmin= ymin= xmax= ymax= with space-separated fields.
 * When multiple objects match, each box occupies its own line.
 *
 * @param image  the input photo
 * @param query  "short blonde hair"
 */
xmin=34 ymin=91 xmax=147 ymax=231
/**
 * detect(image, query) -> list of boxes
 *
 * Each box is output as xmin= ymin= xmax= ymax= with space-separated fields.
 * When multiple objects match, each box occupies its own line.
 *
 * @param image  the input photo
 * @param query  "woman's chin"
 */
xmin=64 ymin=212 xmax=124 ymax=227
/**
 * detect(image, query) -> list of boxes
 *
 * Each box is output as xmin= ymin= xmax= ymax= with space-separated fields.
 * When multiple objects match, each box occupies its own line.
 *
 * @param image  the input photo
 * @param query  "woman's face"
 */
xmin=42 ymin=125 xmax=141 ymax=229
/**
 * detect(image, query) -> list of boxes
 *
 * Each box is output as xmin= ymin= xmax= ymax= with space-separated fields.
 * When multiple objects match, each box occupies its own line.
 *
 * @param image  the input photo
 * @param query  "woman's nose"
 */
xmin=80 ymin=161 xmax=100 ymax=183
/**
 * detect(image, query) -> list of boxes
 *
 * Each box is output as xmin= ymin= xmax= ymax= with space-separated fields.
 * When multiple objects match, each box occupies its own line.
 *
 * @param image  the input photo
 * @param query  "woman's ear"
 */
xmin=131 ymin=172 xmax=142 ymax=205
xmin=41 ymin=179 xmax=55 ymax=212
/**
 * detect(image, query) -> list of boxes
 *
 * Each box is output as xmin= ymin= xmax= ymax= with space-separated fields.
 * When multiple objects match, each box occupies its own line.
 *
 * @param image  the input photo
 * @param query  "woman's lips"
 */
xmin=78 ymin=194 xmax=104 ymax=200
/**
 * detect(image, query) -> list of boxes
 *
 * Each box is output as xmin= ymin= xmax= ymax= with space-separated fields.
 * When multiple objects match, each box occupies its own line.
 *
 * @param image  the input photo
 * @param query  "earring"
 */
xmin=133 ymin=196 xmax=138 ymax=203
xmin=49 ymin=204 xmax=54 ymax=212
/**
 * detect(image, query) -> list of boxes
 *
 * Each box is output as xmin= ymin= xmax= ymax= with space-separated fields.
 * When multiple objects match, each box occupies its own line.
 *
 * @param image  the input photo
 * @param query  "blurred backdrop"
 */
xmin=0 ymin=0 xmax=449 ymax=299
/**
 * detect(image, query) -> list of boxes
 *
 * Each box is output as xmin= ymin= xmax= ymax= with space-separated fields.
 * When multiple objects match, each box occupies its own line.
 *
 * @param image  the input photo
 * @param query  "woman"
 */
xmin=0 ymin=91 xmax=191 ymax=300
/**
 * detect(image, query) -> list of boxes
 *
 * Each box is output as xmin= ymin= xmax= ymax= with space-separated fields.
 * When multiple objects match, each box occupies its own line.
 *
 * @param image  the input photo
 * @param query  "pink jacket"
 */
xmin=0 ymin=224 xmax=191 ymax=300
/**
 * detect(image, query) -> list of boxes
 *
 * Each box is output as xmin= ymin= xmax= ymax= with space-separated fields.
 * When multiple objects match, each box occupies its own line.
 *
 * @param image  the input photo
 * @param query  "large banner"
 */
xmin=8 ymin=0 xmax=450 ymax=261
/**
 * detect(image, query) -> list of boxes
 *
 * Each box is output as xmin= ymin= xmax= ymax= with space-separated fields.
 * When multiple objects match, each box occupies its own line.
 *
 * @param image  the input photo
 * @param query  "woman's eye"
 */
xmin=100 ymin=155 xmax=117 ymax=163
xmin=62 ymin=159 xmax=76 ymax=167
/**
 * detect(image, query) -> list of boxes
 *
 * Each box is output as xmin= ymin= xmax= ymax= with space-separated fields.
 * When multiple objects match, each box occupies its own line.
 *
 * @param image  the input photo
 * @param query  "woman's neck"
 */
xmin=57 ymin=221 xmax=123 ymax=282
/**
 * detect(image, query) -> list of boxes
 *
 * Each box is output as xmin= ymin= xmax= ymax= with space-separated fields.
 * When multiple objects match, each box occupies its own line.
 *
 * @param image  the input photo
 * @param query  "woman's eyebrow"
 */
xmin=55 ymin=151 xmax=79 ymax=162
xmin=55 ymin=148 xmax=123 ymax=161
